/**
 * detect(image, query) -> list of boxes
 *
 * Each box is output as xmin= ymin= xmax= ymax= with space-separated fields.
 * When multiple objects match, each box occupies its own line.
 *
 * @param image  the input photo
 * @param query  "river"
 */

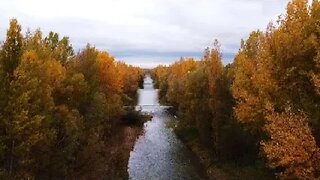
xmin=127 ymin=75 xmax=205 ymax=180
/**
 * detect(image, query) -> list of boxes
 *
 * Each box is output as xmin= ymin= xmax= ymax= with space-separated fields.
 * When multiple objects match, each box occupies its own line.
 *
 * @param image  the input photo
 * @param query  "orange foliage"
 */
xmin=0 ymin=20 xmax=144 ymax=178
xmin=261 ymin=111 xmax=320 ymax=179
xmin=97 ymin=52 xmax=122 ymax=96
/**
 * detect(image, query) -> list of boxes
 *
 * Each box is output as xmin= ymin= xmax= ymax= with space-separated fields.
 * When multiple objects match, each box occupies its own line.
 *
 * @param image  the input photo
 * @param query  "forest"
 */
xmin=153 ymin=0 xmax=320 ymax=179
xmin=0 ymin=19 xmax=145 ymax=179
xmin=0 ymin=0 xmax=320 ymax=179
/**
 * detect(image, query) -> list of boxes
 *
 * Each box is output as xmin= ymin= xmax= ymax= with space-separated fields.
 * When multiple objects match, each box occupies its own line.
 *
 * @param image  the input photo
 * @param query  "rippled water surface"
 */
xmin=128 ymin=76 xmax=204 ymax=180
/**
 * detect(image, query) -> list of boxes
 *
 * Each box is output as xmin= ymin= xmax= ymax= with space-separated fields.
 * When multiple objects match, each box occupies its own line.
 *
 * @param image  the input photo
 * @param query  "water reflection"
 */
xmin=128 ymin=75 xmax=204 ymax=180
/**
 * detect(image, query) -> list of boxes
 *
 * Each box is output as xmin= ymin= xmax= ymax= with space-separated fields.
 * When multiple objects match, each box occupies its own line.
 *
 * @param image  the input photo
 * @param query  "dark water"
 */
xmin=128 ymin=76 xmax=205 ymax=180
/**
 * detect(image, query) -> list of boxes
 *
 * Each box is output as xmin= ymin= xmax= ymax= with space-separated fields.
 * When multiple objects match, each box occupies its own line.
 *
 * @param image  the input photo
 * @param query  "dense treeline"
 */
xmin=0 ymin=19 xmax=144 ymax=179
xmin=153 ymin=0 xmax=320 ymax=179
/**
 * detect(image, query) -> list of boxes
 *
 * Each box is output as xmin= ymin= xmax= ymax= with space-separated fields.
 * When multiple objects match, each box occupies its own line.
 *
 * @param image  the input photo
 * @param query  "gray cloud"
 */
xmin=0 ymin=0 xmax=292 ymax=67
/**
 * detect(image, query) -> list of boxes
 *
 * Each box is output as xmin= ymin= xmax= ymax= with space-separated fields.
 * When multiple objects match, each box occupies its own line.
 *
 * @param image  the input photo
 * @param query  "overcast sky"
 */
xmin=0 ymin=0 xmax=291 ymax=68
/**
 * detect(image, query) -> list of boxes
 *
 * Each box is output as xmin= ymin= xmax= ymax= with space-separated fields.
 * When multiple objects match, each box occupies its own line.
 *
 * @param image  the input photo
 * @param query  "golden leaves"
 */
xmin=261 ymin=111 xmax=319 ymax=179
xmin=232 ymin=1 xmax=320 ymax=178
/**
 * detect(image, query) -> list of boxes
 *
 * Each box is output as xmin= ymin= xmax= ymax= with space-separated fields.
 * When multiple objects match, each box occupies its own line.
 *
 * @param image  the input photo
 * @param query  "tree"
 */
xmin=4 ymin=50 xmax=65 ymax=178
xmin=261 ymin=110 xmax=320 ymax=179
xmin=44 ymin=31 xmax=74 ymax=65
xmin=232 ymin=31 xmax=266 ymax=128
xmin=0 ymin=19 xmax=23 ymax=177
xmin=232 ymin=0 xmax=320 ymax=177
xmin=153 ymin=65 xmax=169 ymax=103
xmin=184 ymin=62 xmax=211 ymax=145
xmin=0 ymin=18 xmax=23 ymax=124
xmin=0 ymin=20 xmax=144 ymax=179
xmin=166 ymin=58 xmax=197 ymax=107
xmin=231 ymin=31 xmax=270 ymax=161
xmin=204 ymin=40 xmax=224 ymax=151
xmin=116 ymin=62 xmax=144 ymax=105
xmin=0 ymin=19 xmax=23 ymax=80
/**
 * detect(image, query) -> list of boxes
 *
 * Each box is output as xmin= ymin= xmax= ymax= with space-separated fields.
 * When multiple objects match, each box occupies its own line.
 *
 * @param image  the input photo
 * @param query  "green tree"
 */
xmin=45 ymin=32 xmax=74 ymax=65
xmin=0 ymin=19 xmax=23 ymax=177
xmin=0 ymin=19 xmax=23 ymax=80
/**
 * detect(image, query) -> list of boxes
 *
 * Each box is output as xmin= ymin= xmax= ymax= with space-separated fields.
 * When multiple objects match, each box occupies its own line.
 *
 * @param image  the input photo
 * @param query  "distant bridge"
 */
xmin=123 ymin=105 xmax=173 ymax=111
xmin=136 ymin=105 xmax=172 ymax=108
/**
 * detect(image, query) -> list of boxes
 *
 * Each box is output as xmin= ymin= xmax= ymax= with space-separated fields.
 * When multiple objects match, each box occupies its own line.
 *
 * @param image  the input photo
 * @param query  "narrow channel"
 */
xmin=128 ymin=75 xmax=205 ymax=180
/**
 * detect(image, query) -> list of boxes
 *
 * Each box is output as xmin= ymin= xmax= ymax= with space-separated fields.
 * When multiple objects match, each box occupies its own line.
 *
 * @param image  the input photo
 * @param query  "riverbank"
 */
xmin=174 ymin=125 xmax=228 ymax=180
xmin=174 ymin=125 xmax=274 ymax=180
xmin=105 ymin=110 xmax=152 ymax=179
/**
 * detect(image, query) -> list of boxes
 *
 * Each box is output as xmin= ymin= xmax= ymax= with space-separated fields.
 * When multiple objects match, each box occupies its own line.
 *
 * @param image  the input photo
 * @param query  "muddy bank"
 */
xmin=105 ymin=114 xmax=152 ymax=179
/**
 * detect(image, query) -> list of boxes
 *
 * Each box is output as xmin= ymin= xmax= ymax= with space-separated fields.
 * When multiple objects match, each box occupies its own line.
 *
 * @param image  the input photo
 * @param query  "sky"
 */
xmin=0 ymin=0 xmax=291 ymax=68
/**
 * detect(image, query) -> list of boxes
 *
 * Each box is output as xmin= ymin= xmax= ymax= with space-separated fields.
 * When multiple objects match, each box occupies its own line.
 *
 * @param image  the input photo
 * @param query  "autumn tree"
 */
xmin=152 ymin=65 xmax=169 ymax=103
xmin=232 ymin=0 xmax=320 ymax=178
xmin=0 ymin=18 xmax=23 ymax=124
xmin=0 ymin=19 xmax=23 ymax=80
xmin=117 ymin=62 xmax=144 ymax=105
xmin=204 ymin=40 xmax=224 ymax=151
xmin=0 ymin=19 xmax=144 ymax=179
xmin=166 ymin=58 xmax=197 ymax=107
xmin=0 ymin=19 xmax=23 ymax=177
xmin=261 ymin=111 xmax=320 ymax=179
xmin=232 ymin=30 xmax=266 ymax=132
xmin=5 ymin=50 xmax=66 ymax=178
xmin=312 ymin=0 xmax=320 ymax=100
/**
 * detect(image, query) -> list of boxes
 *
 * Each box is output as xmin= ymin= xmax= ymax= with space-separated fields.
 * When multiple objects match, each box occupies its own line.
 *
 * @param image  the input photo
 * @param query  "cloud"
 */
xmin=0 ymin=0 xmax=291 ymax=67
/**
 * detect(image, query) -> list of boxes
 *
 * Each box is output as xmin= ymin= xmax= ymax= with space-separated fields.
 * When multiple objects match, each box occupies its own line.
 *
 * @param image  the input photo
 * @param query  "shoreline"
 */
xmin=167 ymin=106 xmax=273 ymax=179
xmin=174 ymin=125 xmax=274 ymax=180
xmin=174 ymin=126 xmax=228 ymax=180
xmin=107 ymin=111 xmax=152 ymax=179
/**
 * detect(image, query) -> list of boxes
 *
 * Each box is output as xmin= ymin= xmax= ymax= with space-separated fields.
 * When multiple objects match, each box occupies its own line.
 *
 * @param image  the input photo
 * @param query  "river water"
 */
xmin=127 ymin=75 xmax=205 ymax=180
